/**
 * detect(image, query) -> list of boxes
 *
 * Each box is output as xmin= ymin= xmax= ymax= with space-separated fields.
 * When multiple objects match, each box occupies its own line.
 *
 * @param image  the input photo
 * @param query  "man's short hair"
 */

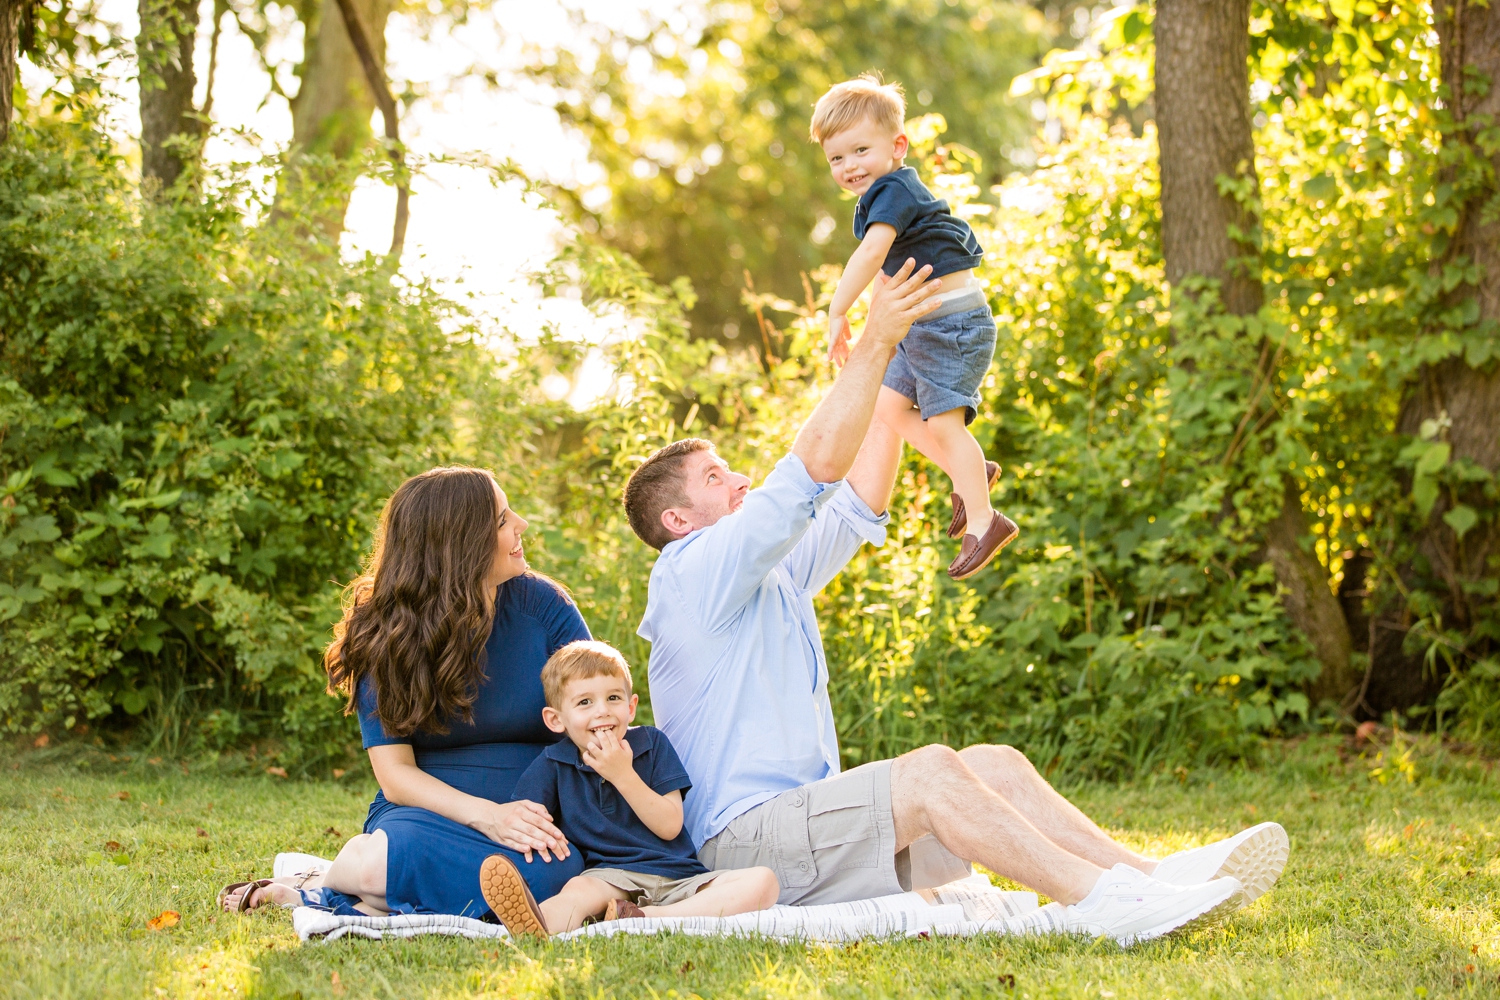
xmin=622 ymin=438 xmax=714 ymax=551
xmin=810 ymin=74 xmax=906 ymax=143
xmin=542 ymin=640 xmax=632 ymax=708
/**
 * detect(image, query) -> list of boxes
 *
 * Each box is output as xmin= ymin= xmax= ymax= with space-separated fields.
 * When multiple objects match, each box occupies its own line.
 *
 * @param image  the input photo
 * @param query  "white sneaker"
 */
xmin=1152 ymin=821 xmax=1289 ymax=902
xmin=1064 ymin=864 xmax=1244 ymax=947
xmin=273 ymin=852 xmax=333 ymax=879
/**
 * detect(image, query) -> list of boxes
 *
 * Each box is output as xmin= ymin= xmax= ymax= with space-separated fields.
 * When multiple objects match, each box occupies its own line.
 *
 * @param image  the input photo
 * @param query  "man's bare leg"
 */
xmin=890 ymin=745 xmax=1103 ymax=904
xmin=957 ymin=745 xmax=1157 ymax=874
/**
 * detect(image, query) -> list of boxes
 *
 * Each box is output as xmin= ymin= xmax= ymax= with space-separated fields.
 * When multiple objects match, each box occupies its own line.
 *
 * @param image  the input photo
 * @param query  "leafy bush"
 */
xmin=0 ymin=112 xmax=504 ymax=764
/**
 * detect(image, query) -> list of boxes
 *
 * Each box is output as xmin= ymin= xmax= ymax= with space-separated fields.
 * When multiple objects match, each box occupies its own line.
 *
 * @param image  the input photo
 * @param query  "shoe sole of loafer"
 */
xmin=948 ymin=521 xmax=1019 ymax=580
xmin=479 ymin=855 xmax=548 ymax=938
xmin=1118 ymin=881 xmax=1244 ymax=947
xmin=1214 ymin=823 xmax=1289 ymax=903
xmin=946 ymin=463 xmax=1003 ymax=538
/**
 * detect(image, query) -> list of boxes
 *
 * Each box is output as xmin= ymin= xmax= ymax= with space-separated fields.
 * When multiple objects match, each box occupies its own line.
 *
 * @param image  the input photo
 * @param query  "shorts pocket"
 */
xmin=805 ymin=775 xmax=882 ymax=872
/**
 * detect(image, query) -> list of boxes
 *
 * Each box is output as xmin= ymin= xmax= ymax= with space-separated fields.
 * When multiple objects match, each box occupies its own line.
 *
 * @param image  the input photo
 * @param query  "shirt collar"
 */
xmin=542 ymin=728 xmax=650 ymax=771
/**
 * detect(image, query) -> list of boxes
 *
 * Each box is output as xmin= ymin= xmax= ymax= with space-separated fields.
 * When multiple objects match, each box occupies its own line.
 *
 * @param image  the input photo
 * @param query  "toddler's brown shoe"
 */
xmin=947 ymin=461 xmax=1003 ymax=538
xmin=948 ymin=511 xmax=1019 ymax=580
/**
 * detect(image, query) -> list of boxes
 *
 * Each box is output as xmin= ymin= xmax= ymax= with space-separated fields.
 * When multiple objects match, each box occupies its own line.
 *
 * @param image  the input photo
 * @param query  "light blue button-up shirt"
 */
xmin=637 ymin=453 xmax=889 ymax=849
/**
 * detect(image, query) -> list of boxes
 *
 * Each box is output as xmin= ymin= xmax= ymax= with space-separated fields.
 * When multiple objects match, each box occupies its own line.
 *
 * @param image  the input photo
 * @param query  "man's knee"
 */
xmin=960 ymin=743 xmax=1034 ymax=774
xmin=899 ymin=743 xmax=969 ymax=786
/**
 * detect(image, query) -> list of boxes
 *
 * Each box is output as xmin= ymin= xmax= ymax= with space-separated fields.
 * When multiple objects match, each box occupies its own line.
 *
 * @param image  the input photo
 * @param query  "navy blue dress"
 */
xmin=355 ymin=573 xmax=589 ymax=918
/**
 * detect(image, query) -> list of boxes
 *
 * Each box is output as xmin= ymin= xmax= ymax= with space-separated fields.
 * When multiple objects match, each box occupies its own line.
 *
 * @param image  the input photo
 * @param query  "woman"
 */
xmin=219 ymin=466 xmax=587 ymax=919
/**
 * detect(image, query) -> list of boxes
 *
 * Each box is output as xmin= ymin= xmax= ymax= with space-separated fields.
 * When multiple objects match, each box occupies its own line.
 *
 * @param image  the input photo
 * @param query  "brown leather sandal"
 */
xmin=479 ymin=854 xmax=550 ymax=938
xmin=218 ymin=879 xmax=273 ymax=913
xmin=948 ymin=511 xmax=1019 ymax=580
xmin=947 ymin=461 xmax=1003 ymax=538
xmin=603 ymin=897 xmax=647 ymax=921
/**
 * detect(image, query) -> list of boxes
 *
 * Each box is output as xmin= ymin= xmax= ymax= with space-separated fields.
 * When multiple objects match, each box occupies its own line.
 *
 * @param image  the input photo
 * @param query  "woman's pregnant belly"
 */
xmin=365 ymin=742 xmax=554 ymax=825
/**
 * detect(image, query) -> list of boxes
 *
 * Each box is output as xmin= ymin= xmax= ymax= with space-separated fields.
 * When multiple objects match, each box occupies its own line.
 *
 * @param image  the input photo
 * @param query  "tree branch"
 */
xmin=329 ymin=0 xmax=408 ymax=260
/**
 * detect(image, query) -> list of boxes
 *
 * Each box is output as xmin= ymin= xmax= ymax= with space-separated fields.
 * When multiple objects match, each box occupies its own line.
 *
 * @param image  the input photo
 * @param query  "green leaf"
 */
xmin=1415 ymin=442 xmax=1451 ymax=476
xmin=1121 ymin=10 xmax=1146 ymax=44
xmin=1302 ymin=174 xmax=1338 ymax=202
xmin=1413 ymin=474 xmax=1440 ymax=518
xmin=93 ymin=577 xmax=126 ymax=596
xmin=1068 ymin=632 xmax=1101 ymax=649
xmin=40 ymin=468 xmax=78 ymax=487
xmin=1443 ymin=504 xmax=1478 ymax=539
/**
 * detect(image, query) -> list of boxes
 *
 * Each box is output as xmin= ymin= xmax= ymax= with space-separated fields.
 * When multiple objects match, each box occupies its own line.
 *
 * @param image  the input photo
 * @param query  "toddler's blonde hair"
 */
xmin=810 ymin=74 xmax=906 ymax=143
xmin=542 ymin=640 xmax=633 ymax=708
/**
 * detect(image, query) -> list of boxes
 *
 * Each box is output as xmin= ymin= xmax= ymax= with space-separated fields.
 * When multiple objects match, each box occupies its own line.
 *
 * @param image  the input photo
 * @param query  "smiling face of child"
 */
xmin=542 ymin=672 xmax=639 ymax=751
xmin=821 ymin=117 xmax=910 ymax=196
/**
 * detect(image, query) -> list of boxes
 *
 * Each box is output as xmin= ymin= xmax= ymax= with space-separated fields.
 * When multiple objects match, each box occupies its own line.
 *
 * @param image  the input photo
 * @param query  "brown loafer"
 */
xmin=604 ymin=897 xmax=647 ymax=921
xmin=948 ymin=511 xmax=1019 ymax=580
xmin=947 ymin=461 xmax=1003 ymax=538
xmin=480 ymin=854 xmax=549 ymax=938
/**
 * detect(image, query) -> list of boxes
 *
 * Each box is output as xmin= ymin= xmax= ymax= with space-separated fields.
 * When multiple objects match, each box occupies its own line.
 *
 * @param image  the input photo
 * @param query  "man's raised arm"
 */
xmin=792 ymin=260 xmax=941 ymax=484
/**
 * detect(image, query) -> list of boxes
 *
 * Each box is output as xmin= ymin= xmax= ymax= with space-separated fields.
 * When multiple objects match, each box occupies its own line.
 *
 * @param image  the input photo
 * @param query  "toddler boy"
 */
xmin=813 ymin=74 xmax=1018 ymax=579
xmin=478 ymin=640 xmax=779 ymax=936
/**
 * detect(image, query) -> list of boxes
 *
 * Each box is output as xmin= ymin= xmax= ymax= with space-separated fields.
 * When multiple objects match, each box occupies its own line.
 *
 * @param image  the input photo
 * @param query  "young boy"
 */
xmin=478 ymin=640 xmax=779 ymax=936
xmin=813 ymin=74 xmax=1018 ymax=579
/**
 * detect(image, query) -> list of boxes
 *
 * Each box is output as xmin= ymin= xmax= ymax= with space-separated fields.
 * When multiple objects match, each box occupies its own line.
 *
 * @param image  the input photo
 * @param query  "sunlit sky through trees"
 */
xmin=20 ymin=0 xmax=695 ymax=407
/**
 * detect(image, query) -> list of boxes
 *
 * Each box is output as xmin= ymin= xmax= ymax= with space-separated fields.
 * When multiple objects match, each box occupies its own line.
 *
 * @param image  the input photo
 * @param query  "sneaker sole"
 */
xmin=479 ymin=855 xmax=549 ymax=938
xmin=1120 ymin=879 xmax=1245 ymax=947
xmin=1214 ymin=822 xmax=1289 ymax=903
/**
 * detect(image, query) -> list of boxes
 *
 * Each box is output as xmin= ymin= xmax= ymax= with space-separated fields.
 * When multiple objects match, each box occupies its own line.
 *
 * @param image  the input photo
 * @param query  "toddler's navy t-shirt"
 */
xmin=854 ymin=166 xmax=984 ymax=278
xmin=511 ymin=725 xmax=708 ymax=880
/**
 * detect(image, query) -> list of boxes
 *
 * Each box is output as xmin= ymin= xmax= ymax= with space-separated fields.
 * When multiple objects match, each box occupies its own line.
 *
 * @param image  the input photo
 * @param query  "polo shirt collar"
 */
xmin=542 ymin=729 xmax=649 ymax=771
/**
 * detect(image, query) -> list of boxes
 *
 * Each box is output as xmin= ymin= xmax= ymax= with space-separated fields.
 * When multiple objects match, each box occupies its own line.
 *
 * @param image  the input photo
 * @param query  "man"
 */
xmin=623 ymin=260 xmax=1289 ymax=945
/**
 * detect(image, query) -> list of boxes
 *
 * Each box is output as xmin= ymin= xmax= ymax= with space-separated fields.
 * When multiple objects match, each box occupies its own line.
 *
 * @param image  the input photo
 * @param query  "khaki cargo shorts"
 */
xmin=697 ymin=758 xmax=972 ymax=905
xmin=581 ymin=867 xmax=723 ymax=907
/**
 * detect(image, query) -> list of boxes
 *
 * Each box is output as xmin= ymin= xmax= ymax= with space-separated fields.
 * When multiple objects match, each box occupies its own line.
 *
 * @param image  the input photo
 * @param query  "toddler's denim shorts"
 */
xmin=881 ymin=285 xmax=996 ymax=425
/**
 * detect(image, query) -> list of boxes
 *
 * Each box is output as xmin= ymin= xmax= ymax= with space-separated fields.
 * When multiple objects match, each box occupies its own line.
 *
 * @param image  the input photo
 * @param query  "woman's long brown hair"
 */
xmin=325 ymin=466 xmax=502 ymax=737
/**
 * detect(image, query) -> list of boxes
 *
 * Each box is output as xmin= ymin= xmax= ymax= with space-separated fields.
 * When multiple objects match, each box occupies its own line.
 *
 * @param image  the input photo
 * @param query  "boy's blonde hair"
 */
xmin=810 ymin=74 xmax=906 ymax=143
xmin=542 ymin=640 xmax=633 ymax=708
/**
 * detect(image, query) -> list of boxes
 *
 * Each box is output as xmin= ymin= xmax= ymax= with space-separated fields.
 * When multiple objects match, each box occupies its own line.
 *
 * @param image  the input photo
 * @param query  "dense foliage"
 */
xmin=3 ymin=0 xmax=1496 ymax=775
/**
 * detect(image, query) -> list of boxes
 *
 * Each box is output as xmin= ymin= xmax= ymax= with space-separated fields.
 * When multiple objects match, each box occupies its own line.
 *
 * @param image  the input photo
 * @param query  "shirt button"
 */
xmin=799 ymin=862 xmax=811 ymax=871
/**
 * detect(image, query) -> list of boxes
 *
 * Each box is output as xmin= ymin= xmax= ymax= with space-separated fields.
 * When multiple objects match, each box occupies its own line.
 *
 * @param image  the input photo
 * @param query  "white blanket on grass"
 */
xmin=292 ymin=877 xmax=1069 ymax=945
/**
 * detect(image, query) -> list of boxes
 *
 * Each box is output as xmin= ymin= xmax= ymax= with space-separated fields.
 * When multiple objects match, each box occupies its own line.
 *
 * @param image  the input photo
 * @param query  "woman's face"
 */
xmin=486 ymin=481 xmax=529 ymax=589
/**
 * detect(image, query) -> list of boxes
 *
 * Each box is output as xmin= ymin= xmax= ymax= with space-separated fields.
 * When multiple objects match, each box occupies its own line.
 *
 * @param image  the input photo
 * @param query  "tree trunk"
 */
xmin=1154 ymin=0 xmax=1358 ymax=700
xmin=1 ymin=0 xmax=24 ymax=146
xmin=1363 ymin=0 xmax=1500 ymax=716
xmin=288 ymin=0 xmax=392 ymax=240
xmin=1154 ymin=0 xmax=1262 ymax=316
xmin=137 ymin=0 xmax=204 ymax=188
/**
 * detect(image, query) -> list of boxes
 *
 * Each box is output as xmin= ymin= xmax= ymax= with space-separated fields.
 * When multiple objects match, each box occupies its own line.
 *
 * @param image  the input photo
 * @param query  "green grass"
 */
xmin=1 ymin=735 xmax=1496 ymax=999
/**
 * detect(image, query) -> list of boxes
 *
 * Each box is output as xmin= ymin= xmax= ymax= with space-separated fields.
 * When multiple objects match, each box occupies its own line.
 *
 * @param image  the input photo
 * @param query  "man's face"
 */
xmin=821 ymin=118 xmax=909 ymax=196
xmin=663 ymin=449 xmax=751 ymax=538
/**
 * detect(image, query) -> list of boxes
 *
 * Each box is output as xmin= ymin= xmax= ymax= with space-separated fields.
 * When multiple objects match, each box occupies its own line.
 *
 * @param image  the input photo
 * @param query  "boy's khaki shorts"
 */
xmin=697 ymin=758 xmax=972 ymax=906
xmin=581 ymin=867 xmax=723 ymax=907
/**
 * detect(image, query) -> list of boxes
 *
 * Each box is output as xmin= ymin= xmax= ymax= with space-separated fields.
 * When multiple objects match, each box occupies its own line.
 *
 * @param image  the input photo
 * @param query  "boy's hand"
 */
xmin=827 ymin=314 xmax=853 ymax=368
xmin=582 ymin=728 xmax=635 ymax=785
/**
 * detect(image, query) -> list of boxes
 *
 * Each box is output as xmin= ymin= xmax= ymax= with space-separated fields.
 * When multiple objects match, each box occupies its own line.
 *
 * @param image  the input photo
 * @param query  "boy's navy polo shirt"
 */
xmin=511 ymin=725 xmax=708 ymax=880
xmin=854 ymin=166 xmax=984 ymax=279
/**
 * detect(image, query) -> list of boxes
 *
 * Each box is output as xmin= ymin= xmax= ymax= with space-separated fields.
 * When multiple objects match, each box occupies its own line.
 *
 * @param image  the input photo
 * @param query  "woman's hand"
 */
xmin=468 ymin=799 xmax=571 ymax=863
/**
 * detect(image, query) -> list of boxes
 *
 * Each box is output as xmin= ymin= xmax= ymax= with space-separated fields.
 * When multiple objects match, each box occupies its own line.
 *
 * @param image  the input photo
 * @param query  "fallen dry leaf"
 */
xmin=110 ymin=791 xmax=131 ymax=801
xmin=265 ymin=766 xmax=288 ymax=778
xmin=32 ymin=734 xmax=49 ymax=748
xmin=331 ymin=970 xmax=345 ymax=996
xmin=324 ymin=826 xmax=342 ymax=838
xmin=104 ymin=841 xmax=123 ymax=852
xmin=147 ymin=757 xmax=162 ymax=765
xmin=197 ymin=828 xmax=209 ymax=838
xmin=1355 ymin=720 xmax=1380 ymax=742
xmin=332 ymin=768 xmax=346 ymax=779
xmin=146 ymin=911 xmax=180 ymax=931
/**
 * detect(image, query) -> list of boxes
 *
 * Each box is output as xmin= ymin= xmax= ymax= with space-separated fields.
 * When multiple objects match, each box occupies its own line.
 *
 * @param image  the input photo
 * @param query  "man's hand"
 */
xmin=582 ymin=728 xmax=635 ymax=786
xmin=860 ymin=258 xmax=942 ymax=355
xmin=828 ymin=314 xmax=853 ymax=368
